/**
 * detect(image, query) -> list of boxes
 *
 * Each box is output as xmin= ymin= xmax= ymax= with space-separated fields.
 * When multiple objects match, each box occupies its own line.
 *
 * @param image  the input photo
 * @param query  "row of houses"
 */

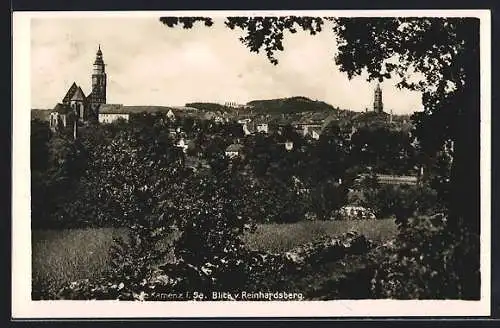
xmin=93 ymin=104 xmax=335 ymax=140
xmin=224 ymin=139 xmax=295 ymax=160
xmin=40 ymin=96 xmax=410 ymax=149
xmin=236 ymin=112 xmax=337 ymax=140
xmin=95 ymin=104 xmax=206 ymax=123
xmin=353 ymin=173 xmax=420 ymax=187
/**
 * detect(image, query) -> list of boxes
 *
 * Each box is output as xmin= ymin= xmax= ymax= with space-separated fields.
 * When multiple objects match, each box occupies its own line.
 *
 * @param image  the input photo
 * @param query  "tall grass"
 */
xmin=243 ymin=219 xmax=397 ymax=253
xmin=31 ymin=227 xmax=125 ymax=299
xmin=32 ymin=219 xmax=397 ymax=298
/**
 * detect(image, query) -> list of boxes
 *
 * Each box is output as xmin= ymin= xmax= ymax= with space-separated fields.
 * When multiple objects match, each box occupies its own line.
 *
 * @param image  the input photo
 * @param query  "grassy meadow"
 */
xmin=32 ymin=219 xmax=397 ymax=298
xmin=31 ymin=227 xmax=123 ymax=299
xmin=243 ymin=219 xmax=397 ymax=252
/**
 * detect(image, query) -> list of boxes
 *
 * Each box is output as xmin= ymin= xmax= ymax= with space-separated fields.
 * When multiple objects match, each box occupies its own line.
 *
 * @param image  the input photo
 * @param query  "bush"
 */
xmin=358 ymin=181 xmax=441 ymax=225
xmin=55 ymin=230 xmax=375 ymax=300
xmin=307 ymin=180 xmax=347 ymax=220
xmin=368 ymin=215 xmax=480 ymax=299
xmin=332 ymin=206 xmax=376 ymax=220
xmin=284 ymin=231 xmax=374 ymax=265
xmin=164 ymin=169 xmax=260 ymax=295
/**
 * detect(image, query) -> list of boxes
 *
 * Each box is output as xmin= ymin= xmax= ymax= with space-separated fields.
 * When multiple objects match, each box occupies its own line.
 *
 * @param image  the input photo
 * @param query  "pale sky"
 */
xmin=31 ymin=16 xmax=423 ymax=114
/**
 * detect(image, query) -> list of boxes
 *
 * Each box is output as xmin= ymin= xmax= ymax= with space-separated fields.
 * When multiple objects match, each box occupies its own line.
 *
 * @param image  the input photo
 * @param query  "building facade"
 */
xmin=98 ymin=113 xmax=130 ymax=124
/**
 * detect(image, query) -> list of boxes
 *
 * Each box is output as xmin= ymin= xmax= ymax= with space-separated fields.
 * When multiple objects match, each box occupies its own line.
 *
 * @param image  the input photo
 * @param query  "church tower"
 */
xmin=90 ymin=45 xmax=107 ymax=107
xmin=373 ymin=82 xmax=383 ymax=113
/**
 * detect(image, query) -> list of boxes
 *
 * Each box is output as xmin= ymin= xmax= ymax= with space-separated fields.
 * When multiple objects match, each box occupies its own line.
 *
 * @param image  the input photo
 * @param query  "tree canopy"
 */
xmin=159 ymin=15 xmax=480 ymax=228
xmin=159 ymin=16 xmax=481 ymax=298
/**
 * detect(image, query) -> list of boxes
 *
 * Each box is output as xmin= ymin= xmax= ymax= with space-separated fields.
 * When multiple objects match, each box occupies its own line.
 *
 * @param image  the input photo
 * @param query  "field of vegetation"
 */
xmin=32 ymin=219 xmax=397 ymax=298
xmin=32 ymin=228 xmax=121 ymax=299
xmin=243 ymin=219 xmax=397 ymax=252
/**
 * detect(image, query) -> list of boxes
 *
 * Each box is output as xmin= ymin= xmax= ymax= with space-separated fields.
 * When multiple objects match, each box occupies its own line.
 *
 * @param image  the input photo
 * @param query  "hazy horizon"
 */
xmin=31 ymin=16 xmax=424 ymax=114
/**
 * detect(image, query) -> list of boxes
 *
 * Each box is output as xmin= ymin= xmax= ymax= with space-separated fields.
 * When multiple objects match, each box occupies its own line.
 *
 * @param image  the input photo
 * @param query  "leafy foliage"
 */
xmin=225 ymin=17 xmax=325 ymax=65
xmin=350 ymin=126 xmax=417 ymax=175
xmin=369 ymin=215 xmax=480 ymax=299
xmin=360 ymin=183 xmax=440 ymax=225
xmin=31 ymin=130 xmax=88 ymax=228
xmin=167 ymin=168 xmax=256 ymax=290
xmin=332 ymin=17 xmax=480 ymax=297
xmin=159 ymin=17 xmax=214 ymax=28
xmin=308 ymin=179 xmax=347 ymax=220
xmin=56 ymin=230 xmax=374 ymax=300
xmin=31 ymin=119 xmax=51 ymax=172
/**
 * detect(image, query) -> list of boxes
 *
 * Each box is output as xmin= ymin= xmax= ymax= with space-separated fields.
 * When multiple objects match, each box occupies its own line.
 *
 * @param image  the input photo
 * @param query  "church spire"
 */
xmin=94 ymin=45 xmax=104 ymax=66
xmin=373 ymin=82 xmax=384 ymax=113
xmin=91 ymin=44 xmax=107 ymax=108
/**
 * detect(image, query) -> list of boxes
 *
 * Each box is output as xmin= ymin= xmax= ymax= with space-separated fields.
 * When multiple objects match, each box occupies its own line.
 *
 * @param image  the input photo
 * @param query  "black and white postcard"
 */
xmin=12 ymin=10 xmax=491 ymax=318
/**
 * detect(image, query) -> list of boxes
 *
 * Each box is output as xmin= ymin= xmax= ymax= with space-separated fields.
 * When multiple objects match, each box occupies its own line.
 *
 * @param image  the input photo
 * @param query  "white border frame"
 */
xmin=12 ymin=9 xmax=491 ymax=318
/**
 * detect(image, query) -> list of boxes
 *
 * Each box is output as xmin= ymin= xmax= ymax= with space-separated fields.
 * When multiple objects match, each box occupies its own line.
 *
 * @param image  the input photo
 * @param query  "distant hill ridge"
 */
xmin=247 ymin=96 xmax=336 ymax=114
xmin=185 ymin=102 xmax=230 ymax=112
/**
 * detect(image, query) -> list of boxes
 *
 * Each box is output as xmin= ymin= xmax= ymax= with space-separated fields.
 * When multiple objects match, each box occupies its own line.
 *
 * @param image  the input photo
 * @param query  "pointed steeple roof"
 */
xmin=94 ymin=45 xmax=104 ymax=65
xmin=70 ymin=86 xmax=86 ymax=101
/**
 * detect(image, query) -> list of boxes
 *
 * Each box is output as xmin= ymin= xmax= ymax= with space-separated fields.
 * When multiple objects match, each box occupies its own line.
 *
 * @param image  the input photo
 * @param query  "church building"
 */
xmin=49 ymin=45 xmax=107 ymax=138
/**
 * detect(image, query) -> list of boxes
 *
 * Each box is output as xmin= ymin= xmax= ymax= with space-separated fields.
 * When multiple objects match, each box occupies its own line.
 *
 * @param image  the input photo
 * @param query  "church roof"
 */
xmin=86 ymin=91 xmax=94 ymax=102
xmin=62 ymin=82 xmax=79 ymax=104
xmin=94 ymin=46 xmax=104 ymax=65
xmin=70 ymin=86 xmax=86 ymax=101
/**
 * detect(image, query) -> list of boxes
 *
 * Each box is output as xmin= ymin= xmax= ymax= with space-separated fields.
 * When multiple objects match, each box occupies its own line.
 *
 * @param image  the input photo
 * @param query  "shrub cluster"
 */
xmin=368 ymin=215 xmax=480 ymax=299
xmin=284 ymin=232 xmax=374 ymax=265
xmin=55 ymin=231 xmax=374 ymax=300
xmin=330 ymin=206 xmax=376 ymax=220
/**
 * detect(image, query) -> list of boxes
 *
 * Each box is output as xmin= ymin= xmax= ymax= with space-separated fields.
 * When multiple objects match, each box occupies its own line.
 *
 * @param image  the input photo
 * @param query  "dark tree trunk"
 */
xmin=447 ymin=18 xmax=481 ymax=299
